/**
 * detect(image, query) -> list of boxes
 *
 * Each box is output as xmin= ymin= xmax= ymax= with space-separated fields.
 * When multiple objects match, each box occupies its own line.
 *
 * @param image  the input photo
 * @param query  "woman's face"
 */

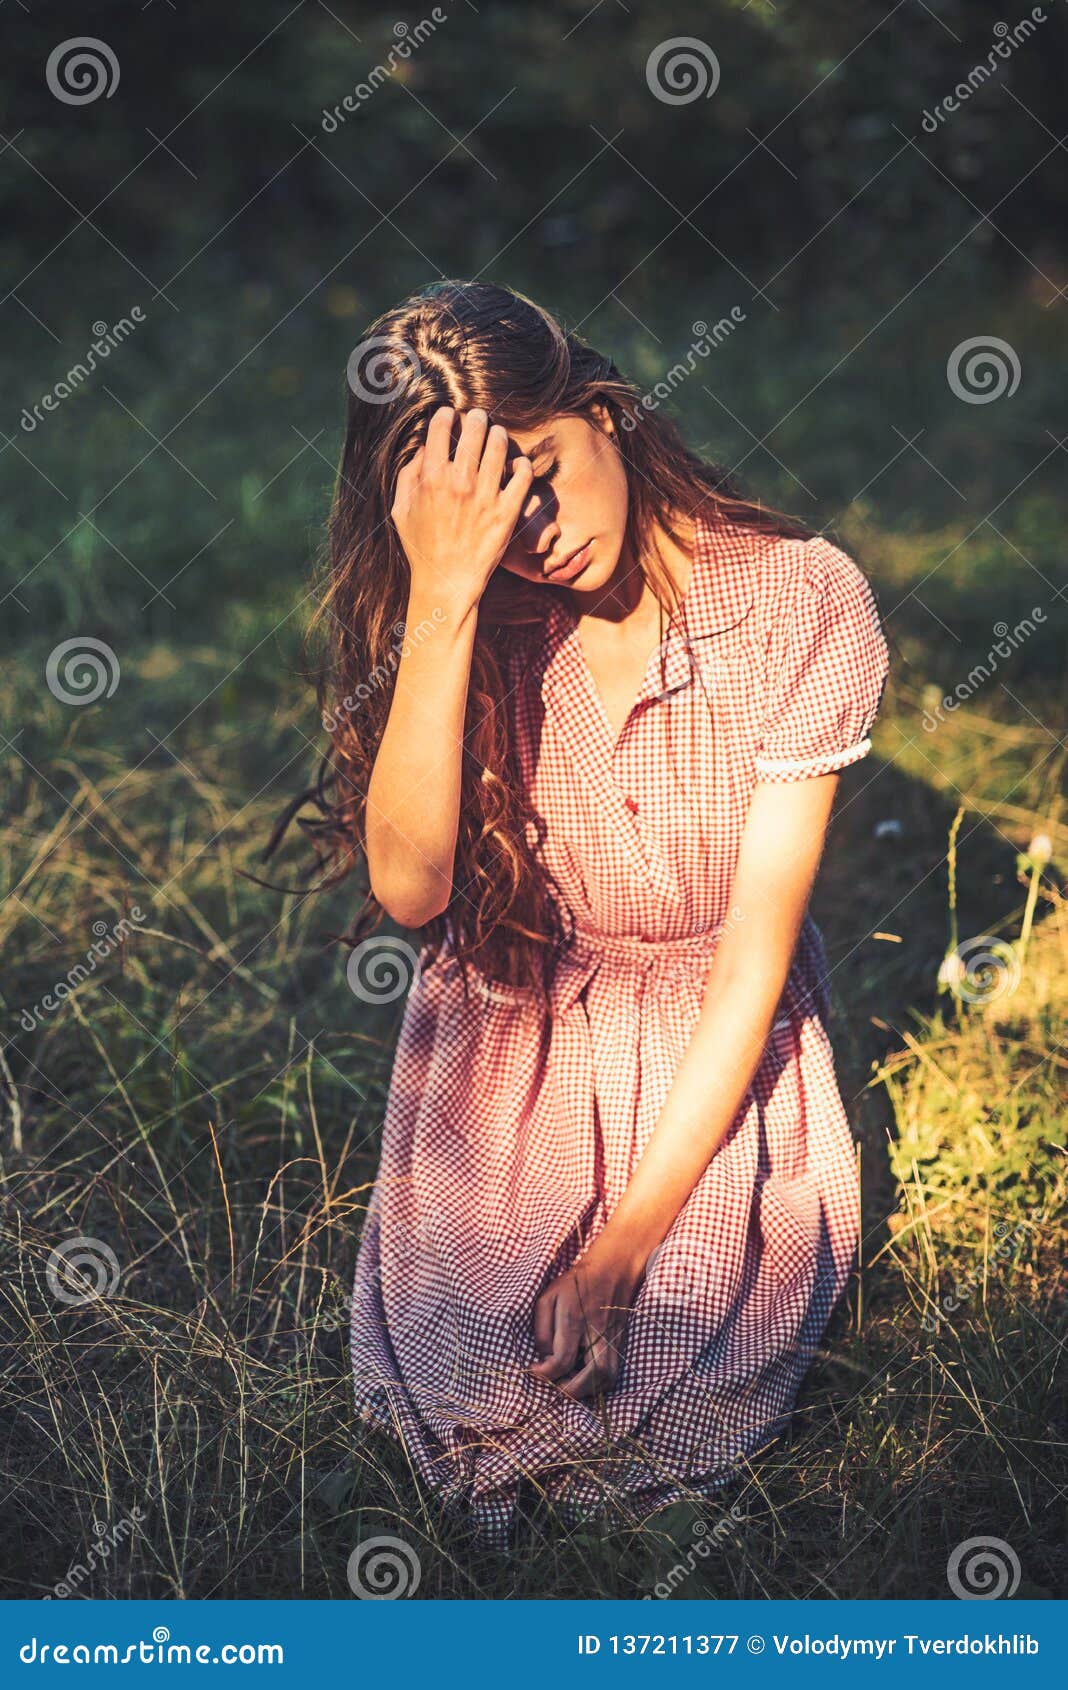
xmin=491 ymin=405 xmax=630 ymax=594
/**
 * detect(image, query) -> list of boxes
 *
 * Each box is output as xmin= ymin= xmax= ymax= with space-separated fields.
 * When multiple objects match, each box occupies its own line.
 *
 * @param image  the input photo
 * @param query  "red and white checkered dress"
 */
xmin=350 ymin=513 xmax=890 ymax=1546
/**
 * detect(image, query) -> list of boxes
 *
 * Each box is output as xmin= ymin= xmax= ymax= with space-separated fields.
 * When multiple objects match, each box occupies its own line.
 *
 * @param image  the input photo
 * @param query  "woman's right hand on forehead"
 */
xmin=390 ymin=405 xmax=533 ymax=615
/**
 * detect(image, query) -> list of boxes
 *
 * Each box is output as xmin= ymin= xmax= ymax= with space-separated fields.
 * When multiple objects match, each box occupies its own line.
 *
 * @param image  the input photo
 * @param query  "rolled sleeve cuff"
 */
xmin=754 ymin=736 xmax=873 ymax=782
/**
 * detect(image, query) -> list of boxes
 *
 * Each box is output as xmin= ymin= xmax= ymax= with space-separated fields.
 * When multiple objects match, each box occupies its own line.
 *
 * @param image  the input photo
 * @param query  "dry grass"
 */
xmin=1 ymin=625 xmax=1064 ymax=1598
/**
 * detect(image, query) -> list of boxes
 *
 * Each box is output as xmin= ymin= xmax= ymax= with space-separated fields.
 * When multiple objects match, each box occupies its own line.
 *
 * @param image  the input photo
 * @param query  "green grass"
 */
xmin=1 ymin=274 xmax=1065 ymax=1598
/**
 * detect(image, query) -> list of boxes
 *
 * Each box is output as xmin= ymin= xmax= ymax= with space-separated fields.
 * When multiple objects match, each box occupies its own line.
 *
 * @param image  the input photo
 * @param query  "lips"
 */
xmin=545 ymin=539 xmax=593 ymax=582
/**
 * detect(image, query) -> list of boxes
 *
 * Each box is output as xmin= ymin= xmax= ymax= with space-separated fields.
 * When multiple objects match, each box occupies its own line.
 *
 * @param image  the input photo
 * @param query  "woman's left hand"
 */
xmin=529 ymin=1246 xmax=645 ymax=1400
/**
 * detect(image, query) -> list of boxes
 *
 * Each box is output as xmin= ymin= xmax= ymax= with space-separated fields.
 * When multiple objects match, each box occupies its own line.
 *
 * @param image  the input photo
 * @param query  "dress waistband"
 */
xmin=567 ymin=925 xmax=725 ymax=966
xmin=447 ymin=917 xmax=824 ymax=1021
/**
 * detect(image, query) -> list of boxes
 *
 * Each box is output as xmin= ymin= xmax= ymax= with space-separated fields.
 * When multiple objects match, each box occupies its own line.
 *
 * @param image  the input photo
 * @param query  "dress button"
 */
xmin=624 ymin=795 xmax=639 ymax=813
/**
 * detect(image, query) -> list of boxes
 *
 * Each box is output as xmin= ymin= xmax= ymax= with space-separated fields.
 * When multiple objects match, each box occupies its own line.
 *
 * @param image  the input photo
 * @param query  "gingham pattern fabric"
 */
xmin=349 ymin=513 xmax=890 ymax=1546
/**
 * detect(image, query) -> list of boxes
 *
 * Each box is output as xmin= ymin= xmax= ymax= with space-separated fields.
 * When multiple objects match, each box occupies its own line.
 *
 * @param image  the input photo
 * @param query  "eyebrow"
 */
xmin=507 ymin=432 xmax=556 ymax=464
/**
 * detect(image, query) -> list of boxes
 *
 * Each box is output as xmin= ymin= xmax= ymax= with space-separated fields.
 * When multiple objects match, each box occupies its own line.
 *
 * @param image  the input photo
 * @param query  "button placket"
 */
xmin=612 ymin=722 xmax=645 ymax=830
xmin=611 ymin=708 xmax=685 ymax=905
xmin=542 ymin=630 xmax=657 ymax=889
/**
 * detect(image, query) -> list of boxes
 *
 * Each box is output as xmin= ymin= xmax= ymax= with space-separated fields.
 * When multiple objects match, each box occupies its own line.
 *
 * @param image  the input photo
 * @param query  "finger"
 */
xmin=528 ymin=1299 xmax=581 ymax=1381
xmin=555 ymin=1357 xmax=598 ymax=1399
xmin=423 ymin=404 xmax=455 ymax=470
xmin=477 ymin=421 xmax=510 ymax=492
xmin=557 ymin=1338 xmax=620 ymax=1401
xmin=452 ymin=406 xmax=489 ymax=480
xmin=532 ymin=1288 xmax=556 ymax=1360
xmin=497 ymin=450 xmax=534 ymax=522
xmin=391 ymin=445 xmax=424 ymax=507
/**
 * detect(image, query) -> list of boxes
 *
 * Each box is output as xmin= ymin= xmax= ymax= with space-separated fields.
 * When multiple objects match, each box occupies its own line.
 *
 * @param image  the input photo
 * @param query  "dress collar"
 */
xmin=678 ymin=508 xmax=756 ymax=637
xmin=536 ymin=507 xmax=756 ymax=706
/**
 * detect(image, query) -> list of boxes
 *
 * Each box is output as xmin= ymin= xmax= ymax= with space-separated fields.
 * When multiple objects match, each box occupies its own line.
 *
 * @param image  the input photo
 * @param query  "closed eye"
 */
xmin=534 ymin=457 xmax=560 ymax=485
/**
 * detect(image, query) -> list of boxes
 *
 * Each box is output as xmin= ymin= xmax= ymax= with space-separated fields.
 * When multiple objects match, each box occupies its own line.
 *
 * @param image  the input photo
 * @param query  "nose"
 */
xmin=515 ymin=487 xmax=560 ymax=555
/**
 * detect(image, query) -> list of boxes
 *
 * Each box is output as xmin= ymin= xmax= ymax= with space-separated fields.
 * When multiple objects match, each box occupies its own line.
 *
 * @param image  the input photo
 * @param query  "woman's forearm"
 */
xmin=592 ymin=956 xmax=790 ymax=1274
xmin=587 ymin=774 xmax=840 ymax=1278
xmin=365 ymin=589 xmax=478 ymax=926
xmin=365 ymin=406 xmax=535 ymax=929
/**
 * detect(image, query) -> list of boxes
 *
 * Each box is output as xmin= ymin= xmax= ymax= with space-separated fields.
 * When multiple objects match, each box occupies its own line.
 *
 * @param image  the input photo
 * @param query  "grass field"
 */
xmin=1 ymin=269 xmax=1065 ymax=1599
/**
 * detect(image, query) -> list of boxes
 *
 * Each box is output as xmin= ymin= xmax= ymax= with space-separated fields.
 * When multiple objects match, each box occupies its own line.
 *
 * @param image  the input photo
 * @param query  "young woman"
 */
xmin=294 ymin=279 xmax=889 ymax=1547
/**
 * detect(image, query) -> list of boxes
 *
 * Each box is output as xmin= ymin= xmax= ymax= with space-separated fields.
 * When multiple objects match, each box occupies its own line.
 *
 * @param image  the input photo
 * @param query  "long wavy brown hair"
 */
xmin=267 ymin=278 xmax=811 ymax=997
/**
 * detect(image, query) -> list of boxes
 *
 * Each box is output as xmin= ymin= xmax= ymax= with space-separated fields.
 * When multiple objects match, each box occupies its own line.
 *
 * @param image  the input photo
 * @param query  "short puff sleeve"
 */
xmin=754 ymin=537 xmax=889 ymax=782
